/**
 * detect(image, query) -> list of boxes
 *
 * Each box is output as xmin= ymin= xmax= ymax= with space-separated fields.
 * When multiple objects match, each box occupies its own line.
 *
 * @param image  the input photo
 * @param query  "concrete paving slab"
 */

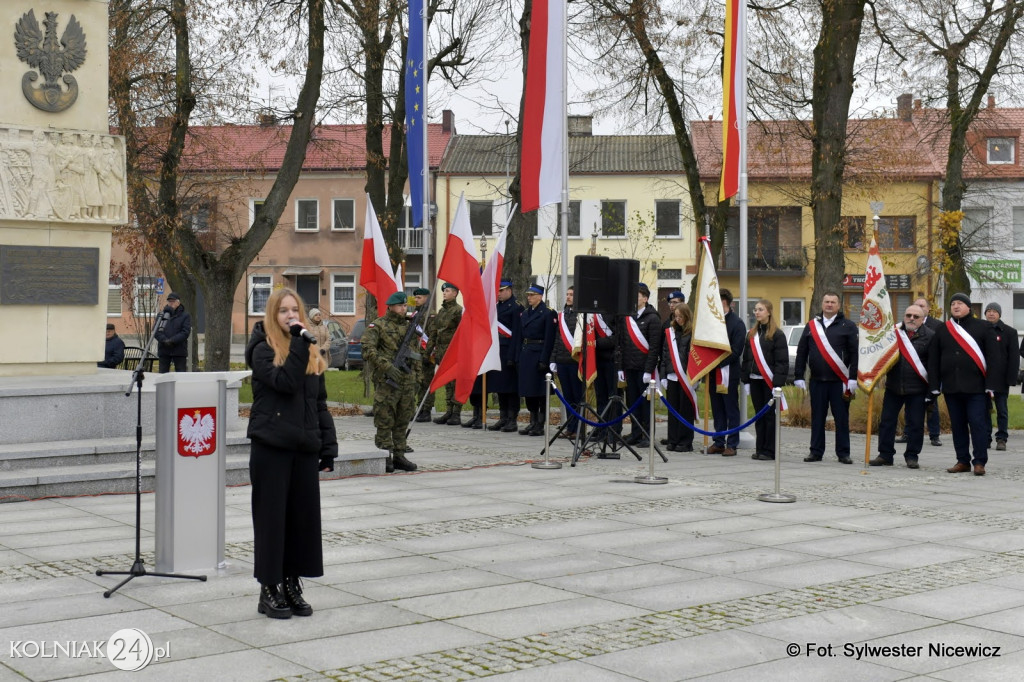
xmin=449 ymin=595 xmax=651 ymax=640
xmin=875 ymin=583 xmax=1024 ymax=621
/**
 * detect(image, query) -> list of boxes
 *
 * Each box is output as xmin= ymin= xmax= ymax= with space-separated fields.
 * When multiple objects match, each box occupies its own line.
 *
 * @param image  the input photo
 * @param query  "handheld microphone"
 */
xmin=287 ymin=319 xmax=317 ymax=344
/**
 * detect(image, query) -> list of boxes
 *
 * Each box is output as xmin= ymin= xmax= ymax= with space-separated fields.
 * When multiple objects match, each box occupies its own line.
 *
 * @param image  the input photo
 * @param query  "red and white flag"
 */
xmin=359 ymin=195 xmax=402 ymax=306
xmin=521 ymin=0 xmax=566 ymax=213
xmin=429 ymin=195 xmax=491 ymax=402
xmin=572 ymin=314 xmax=597 ymax=387
xmin=478 ymin=221 xmax=510 ymax=376
xmin=719 ymin=0 xmax=744 ymax=201
xmin=856 ymin=236 xmax=898 ymax=392
xmin=686 ymin=237 xmax=731 ymax=383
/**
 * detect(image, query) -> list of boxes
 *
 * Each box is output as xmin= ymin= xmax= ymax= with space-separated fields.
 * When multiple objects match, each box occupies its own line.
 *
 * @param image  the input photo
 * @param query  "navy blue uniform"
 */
xmin=488 ymin=296 xmax=523 ymax=393
xmin=517 ymin=301 xmax=556 ymax=397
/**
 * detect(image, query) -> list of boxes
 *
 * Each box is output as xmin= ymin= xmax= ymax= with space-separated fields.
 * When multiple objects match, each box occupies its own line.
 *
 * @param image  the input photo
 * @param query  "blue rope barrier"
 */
xmin=551 ymin=385 xmax=647 ymax=428
xmin=658 ymin=392 xmax=775 ymax=437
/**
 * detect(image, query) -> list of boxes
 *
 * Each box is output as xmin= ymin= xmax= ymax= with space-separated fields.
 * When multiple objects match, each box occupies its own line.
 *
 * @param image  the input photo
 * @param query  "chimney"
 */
xmin=258 ymin=113 xmax=278 ymax=127
xmin=568 ymin=115 xmax=593 ymax=137
xmin=442 ymin=109 xmax=455 ymax=133
xmin=988 ymin=94 xmax=996 ymax=110
xmin=896 ymin=93 xmax=913 ymax=121
xmin=154 ymin=116 xmax=172 ymax=128
xmin=914 ymin=99 xmax=922 ymax=110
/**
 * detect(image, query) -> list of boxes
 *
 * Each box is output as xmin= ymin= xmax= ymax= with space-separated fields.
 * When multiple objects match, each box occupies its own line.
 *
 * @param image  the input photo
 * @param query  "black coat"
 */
xmin=155 ymin=305 xmax=191 ymax=358
xmin=99 ymin=334 xmax=125 ymax=368
xmin=245 ymin=322 xmax=338 ymax=465
xmin=927 ymin=314 xmax=1000 ymax=395
xmin=794 ymin=312 xmax=858 ymax=382
xmin=922 ymin=316 xmax=943 ymax=332
xmin=659 ymin=325 xmax=691 ymax=378
xmin=516 ymin=301 xmax=556 ymax=397
xmin=487 ymin=295 xmax=523 ymax=393
xmin=711 ymin=310 xmax=747 ymax=389
xmin=741 ymin=325 xmax=788 ymax=385
xmin=885 ymin=323 xmax=933 ymax=395
xmin=989 ymin=319 xmax=1019 ymax=392
xmin=551 ymin=305 xmax=577 ymax=365
xmin=619 ymin=304 xmax=661 ymax=371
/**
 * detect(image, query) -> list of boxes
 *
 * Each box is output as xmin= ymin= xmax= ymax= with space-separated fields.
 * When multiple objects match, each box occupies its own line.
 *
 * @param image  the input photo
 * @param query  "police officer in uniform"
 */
xmin=362 ymin=291 xmax=421 ymax=473
xmin=516 ymin=284 xmax=556 ymax=436
xmin=429 ymin=283 xmax=464 ymax=426
xmin=620 ymin=283 xmax=661 ymax=448
xmin=487 ymin=280 xmax=524 ymax=432
xmin=410 ymin=288 xmax=435 ymax=422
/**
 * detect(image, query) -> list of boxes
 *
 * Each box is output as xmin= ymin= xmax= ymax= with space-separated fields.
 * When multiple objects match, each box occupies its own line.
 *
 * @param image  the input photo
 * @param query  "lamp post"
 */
xmin=480 ymin=232 xmax=488 ymax=268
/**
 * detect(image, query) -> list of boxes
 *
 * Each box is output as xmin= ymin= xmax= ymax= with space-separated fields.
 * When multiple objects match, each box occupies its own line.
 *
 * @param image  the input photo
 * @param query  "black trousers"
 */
xmin=624 ymin=369 xmax=649 ymax=438
xmin=666 ymin=380 xmax=695 ymax=448
xmin=158 ymin=355 xmax=186 ymax=373
xmin=593 ymin=359 xmax=621 ymax=436
xmin=250 ymin=441 xmax=324 ymax=585
xmin=750 ymin=379 xmax=777 ymax=457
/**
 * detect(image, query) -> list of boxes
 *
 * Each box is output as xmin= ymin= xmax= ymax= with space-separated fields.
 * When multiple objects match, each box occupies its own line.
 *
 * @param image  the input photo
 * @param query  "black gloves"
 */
xmin=318 ymin=456 xmax=335 ymax=472
xmin=385 ymin=365 xmax=404 ymax=383
xmin=289 ymin=323 xmax=304 ymax=338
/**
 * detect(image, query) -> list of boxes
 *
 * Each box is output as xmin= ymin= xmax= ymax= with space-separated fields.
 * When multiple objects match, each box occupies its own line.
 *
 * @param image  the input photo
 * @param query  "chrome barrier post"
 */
xmin=533 ymin=373 xmax=561 ymax=470
xmin=635 ymin=379 xmax=667 ymax=485
xmin=759 ymin=387 xmax=795 ymax=503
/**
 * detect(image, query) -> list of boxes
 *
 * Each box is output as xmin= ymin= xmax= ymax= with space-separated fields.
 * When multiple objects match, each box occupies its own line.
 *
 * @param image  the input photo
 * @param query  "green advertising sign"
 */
xmin=971 ymin=259 xmax=1022 ymax=284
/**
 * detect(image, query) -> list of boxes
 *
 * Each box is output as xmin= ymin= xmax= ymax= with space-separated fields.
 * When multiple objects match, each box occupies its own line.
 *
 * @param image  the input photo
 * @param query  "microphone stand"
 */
xmin=96 ymin=309 xmax=207 ymax=597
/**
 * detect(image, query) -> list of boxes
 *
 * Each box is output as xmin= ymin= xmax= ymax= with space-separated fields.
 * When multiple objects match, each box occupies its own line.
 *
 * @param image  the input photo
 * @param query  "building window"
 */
xmin=107 ymin=278 xmax=122 ymax=316
xmin=988 ymin=137 xmax=1015 ymax=164
xmin=332 ymin=199 xmax=355 ymax=231
xmin=404 ymin=273 xmax=421 ymax=298
xmin=182 ymin=199 xmax=211 ymax=232
xmin=962 ymin=208 xmax=992 ymax=252
xmin=556 ymin=200 xmax=581 ymax=237
xmin=249 ymin=275 xmax=272 ymax=315
xmin=876 ymin=216 xmax=915 ymax=251
xmin=133 ymin=276 xmax=159 ymax=318
xmin=1014 ymin=293 xmax=1024 ymax=329
xmin=842 ymin=216 xmax=866 ymax=250
xmin=655 ymin=200 xmax=681 ymax=237
xmin=469 ymin=200 xmax=493 ymax=236
xmin=249 ymin=199 xmax=265 ymax=225
xmin=332 ymin=274 xmax=356 ymax=315
xmin=845 ymin=292 xmax=912 ymax=324
xmin=1013 ymin=208 xmax=1024 ymax=249
xmin=781 ymin=298 xmax=804 ymax=325
xmin=601 ymin=200 xmax=626 ymax=237
xmin=657 ymin=268 xmax=682 ymax=280
xmin=296 ymin=199 xmax=319 ymax=231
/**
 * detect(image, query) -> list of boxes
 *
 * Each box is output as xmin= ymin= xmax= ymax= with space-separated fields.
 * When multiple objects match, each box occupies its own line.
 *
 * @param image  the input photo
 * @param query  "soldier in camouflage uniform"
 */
xmin=410 ymin=287 xmax=435 ymax=422
xmin=362 ymin=291 xmax=420 ymax=472
xmin=430 ymin=282 xmax=464 ymax=425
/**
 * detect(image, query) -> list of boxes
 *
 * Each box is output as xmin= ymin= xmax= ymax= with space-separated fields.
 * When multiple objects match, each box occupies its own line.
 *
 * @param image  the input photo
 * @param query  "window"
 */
xmin=962 ymin=208 xmax=992 ymax=251
xmin=1013 ymin=208 xmax=1024 ymax=249
xmin=182 ymin=200 xmax=211 ymax=232
xmin=556 ymin=200 xmax=581 ymax=237
xmin=842 ymin=216 xmax=866 ymax=250
xmin=332 ymin=274 xmax=356 ymax=315
xmin=658 ymin=268 xmax=682 ymax=280
xmin=133 ymin=276 xmax=159 ymax=318
xmin=332 ymin=199 xmax=355 ymax=231
xmin=1014 ymin=293 xmax=1024 ymax=329
xmin=249 ymin=275 xmax=271 ymax=315
xmin=107 ymin=278 xmax=122 ymax=316
xmin=988 ymin=137 xmax=1015 ymax=164
xmin=469 ymin=200 xmax=493 ymax=236
xmin=249 ymin=199 xmax=265 ymax=226
xmin=601 ymin=200 xmax=626 ymax=237
xmin=781 ymin=299 xmax=804 ymax=325
xmin=296 ymin=199 xmax=318 ymax=231
xmin=877 ymin=216 xmax=915 ymax=251
xmin=404 ymin=273 xmax=421 ymax=298
xmin=655 ymin=200 xmax=681 ymax=237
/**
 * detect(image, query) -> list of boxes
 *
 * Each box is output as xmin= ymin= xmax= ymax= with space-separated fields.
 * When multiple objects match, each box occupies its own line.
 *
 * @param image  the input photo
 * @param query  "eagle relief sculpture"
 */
xmin=14 ymin=9 xmax=87 ymax=113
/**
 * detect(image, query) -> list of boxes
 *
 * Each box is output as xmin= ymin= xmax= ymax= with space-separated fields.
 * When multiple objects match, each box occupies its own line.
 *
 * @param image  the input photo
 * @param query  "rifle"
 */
xmin=387 ymin=288 xmax=434 ymax=388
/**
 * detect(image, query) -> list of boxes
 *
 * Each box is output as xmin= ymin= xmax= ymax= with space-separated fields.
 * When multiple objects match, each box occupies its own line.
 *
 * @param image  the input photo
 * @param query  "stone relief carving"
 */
xmin=0 ymin=128 xmax=125 ymax=223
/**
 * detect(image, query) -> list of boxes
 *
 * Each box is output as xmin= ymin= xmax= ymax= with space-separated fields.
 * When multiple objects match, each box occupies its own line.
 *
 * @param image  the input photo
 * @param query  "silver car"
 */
xmin=781 ymin=324 xmax=805 ymax=384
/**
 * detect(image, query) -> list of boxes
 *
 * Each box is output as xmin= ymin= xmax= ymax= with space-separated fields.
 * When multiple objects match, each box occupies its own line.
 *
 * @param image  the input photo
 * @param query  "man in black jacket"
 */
xmin=551 ymin=286 xmax=583 ymax=438
xmin=647 ymin=291 xmax=684 ymax=446
xmin=794 ymin=292 xmax=859 ymax=464
xmin=870 ymin=304 xmax=933 ymax=469
xmin=155 ymin=292 xmax=191 ymax=373
xmin=620 ymin=283 xmax=661 ymax=447
xmin=984 ymin=302 xmax=1019 ymax=450
xmin=98 ymin=324 xmax=125 ymax=368
xmin=707 ymin=289 xmax=747 ymax=456
xmin=929 ymin=293 xmax=1000 ymax=475
xmin=914 ymin=297 xmax=943 ymax=446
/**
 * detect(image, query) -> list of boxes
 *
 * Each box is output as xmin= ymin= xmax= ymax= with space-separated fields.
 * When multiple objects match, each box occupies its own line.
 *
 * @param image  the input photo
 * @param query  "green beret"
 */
xmin=412 ymin=287 xmax=430 ymax=296
xmin=386 ymin=291 xmax=407 ymax=306
xmin=441 ymin=282 xmax=458 ymax=292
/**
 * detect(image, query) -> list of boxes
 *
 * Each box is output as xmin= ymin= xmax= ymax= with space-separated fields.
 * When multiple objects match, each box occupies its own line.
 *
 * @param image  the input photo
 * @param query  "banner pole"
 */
xmin=864 ymin=389 xmax=873 ymax=471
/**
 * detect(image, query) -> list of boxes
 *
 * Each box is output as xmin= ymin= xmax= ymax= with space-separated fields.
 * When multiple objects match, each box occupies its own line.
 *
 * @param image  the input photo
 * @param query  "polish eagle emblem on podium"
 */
xmin=14 ymin=9 xmax=87 ymax=113
xmin=177 ymin=407 xmax=217 ymax=458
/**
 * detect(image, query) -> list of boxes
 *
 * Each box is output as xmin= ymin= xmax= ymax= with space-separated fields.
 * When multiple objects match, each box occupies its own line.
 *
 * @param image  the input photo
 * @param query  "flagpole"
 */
xmin=558 ymin=0 xmax=570 ymax=307
xmin=703 ymin=380 xmax=710 ymax=453
xmin=737 ymin=0 xmax=750 ymax=442
xmin=421 ymin=0 xmax=431 ymax=293
xmin=864 ymin=390 xmax=873 ymax=469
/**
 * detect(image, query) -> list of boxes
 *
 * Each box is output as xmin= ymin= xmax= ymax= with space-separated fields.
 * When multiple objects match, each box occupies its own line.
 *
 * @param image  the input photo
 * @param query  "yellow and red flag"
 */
xmin=719 ymin=0 xmax=744 ymax=201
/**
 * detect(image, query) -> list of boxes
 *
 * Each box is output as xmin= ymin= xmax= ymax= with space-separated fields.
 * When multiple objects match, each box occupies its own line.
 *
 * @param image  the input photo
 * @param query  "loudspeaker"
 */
xmin=608 ymin=259 xmax=640 ymax=316
xmin=574 ymin=255 xmax=612 ymax=313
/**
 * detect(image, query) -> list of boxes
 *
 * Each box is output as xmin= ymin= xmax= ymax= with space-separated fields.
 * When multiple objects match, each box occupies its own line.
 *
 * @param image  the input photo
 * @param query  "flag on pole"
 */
xmin=572 ymin=314 xmax=597 ymax=387
xmin=521 ymin=0 xmax=566 ymax=212
xmin=719 ymin=0 xmax=743 ymax=201
xmin=359 ymin=195 xmax=402 ymax=305
xmin=404 ymin=0 xmax=427 ymax=227
xmin=857 ymin=236 xmax=899 ymax=392
xmin=429 ymin=195 xmax=490 ymax=402
xmin=686 ymin=237 xmax=731 ymax=383
xmin=478 ymin=224 xmax=509 ymax=376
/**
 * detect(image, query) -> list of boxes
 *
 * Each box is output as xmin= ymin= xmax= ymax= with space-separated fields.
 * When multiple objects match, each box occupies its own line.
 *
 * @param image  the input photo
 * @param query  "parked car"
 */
xmin=344 ymin=319 xmax=366 ymax=370
xmin=781 ymin=324 xmax=806 ymax=384
xmin=326 ymin=320 xmax=347 ymax=369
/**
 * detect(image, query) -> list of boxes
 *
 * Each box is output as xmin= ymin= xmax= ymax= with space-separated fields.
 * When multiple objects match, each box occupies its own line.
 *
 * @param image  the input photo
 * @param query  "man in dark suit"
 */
xmin=516 ymin=284 xmax=556 ymax=436
xmin=984 ymin=302 xmax=1019 ymax=450
xmin=707 ymin=289 xmax=747 ymax=456
xmin=619 ymin=283 xmax=661 ymax=447
xmin=914 ymin=296 xmax=943 ymax=446
xmin=155 ymin=292 xmax=191 ymax=373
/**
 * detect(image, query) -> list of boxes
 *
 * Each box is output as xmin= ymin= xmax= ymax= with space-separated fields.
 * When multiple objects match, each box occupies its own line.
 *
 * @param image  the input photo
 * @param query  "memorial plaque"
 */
xmin=0 ymin=245 xmax=99 ymax=305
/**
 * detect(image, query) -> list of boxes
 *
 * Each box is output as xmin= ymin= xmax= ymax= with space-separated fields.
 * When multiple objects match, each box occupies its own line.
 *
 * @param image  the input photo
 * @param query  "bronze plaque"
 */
xmin=0 ymin=245 xmax=99 ymax=305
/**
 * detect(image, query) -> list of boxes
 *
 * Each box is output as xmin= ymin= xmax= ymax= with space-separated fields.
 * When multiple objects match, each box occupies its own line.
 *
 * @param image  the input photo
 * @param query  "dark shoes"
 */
xmin=283 ymin=576 xmax=312 ymax=616
xmin=385 ymin=454 xmax=394 ymax=474
xmin=432 ymin=410 xmax=452 ymax=425
xmin=414 ymin=411 xmax=432 ymax=423
xmin=392 ymin=451 xmax=417 ymax=472
xmin=931 ymin=437 xmax=942 ymax=447
xmin=974 ymin=464 xmax=986 ymax=476
xmin=906 ymin=460 xmax=920 ymax=469
xmin=803 ymin=455 xmax=822 ymax=462
xmin=752 ymin=453 xmax=774 ymax=460
xmin=706 ymin=444 xmax=725 ymax=454
xmin=838 ymin=456 xmax=853 ymax=464
xmin=462 ymin=416 xmax=481 ymax=429
xmin=258 ymin=584 xmax=292 ymax=619
xmin=947 ymin=461 xmax=971 ymax=473
xmin=487 ymin=418 xmax=509 ymax=431
xmin=996 ymin=440 xmax=1007 ymax=451
xmin=445 ymin=413 xmax=462 ymax=426
xmin=869 ymin=457 xmax=893 ymax=467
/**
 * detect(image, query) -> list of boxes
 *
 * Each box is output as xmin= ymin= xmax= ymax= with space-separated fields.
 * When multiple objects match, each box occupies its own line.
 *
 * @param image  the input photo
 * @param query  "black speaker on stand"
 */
xmin=608 ymin=258 xmax=640 ymax=316
xmin=574 ymin=255 xmax=613 ymax=314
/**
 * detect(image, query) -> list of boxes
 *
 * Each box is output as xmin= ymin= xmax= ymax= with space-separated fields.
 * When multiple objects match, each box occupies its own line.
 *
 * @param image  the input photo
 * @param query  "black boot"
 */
xmin=415 ymin=407 xmax=432 ymax=423
xmin=282 ymin=576 xmax=312 ymax=616
xmin=258 ymin=583 xmax=292 ymax=619
xmin=528 ymin=411 xmax=545 ymax=436
xmin=385 ymin=453 xmax=394 ymax=473
xmin=463 ymin=404 xmax=482 ymax=429
xmin=502 ymin=406 xmax=520 ymax=432
xmin=487 ymin=410 xmax=509 ymax=431
xmin=445 ymin=406 xmax=462 ymax=425
xmin=392 ymin=450 xmax=418 ymax=471
xmin=433 ymin=408 xmax=452 ymax=425
xmin=519 ymin=412 xmax=536 ymax=435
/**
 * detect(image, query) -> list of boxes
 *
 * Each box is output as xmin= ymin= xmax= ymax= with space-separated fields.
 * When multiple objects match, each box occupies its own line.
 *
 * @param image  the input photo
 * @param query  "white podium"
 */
xmin=152 ymin=371 xmax=250 ymax=573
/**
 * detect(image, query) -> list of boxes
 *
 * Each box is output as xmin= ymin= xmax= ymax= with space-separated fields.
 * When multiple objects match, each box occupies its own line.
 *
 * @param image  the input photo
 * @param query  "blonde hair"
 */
xmin=262 ymin=288 xmax=325 ymax=375
xmin=672 ymin=302 xmax=693 ymax=336
xmin=748 ymin=299 xmax=779 ymax=340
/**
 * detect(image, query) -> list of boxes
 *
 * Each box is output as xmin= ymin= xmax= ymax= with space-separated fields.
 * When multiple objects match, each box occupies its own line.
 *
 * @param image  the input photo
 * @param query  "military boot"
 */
xmin=487 ymin=408 xmax=509 ymax=431
xmin=445 ymin=405 xmax=462 ymax=425
xmin=385 ymin=453 xmax=394 ymax=473
xmin=463 ymin=404 xmax=482 ymax=429
xmin=414 ymin=407 xmax=432 ymax=423
xmin=528 ymin=410 xmax=545 ymax=436
xmin=392 ymin=450 xmax=418 ymax=472
xmin=433 ymin=408 xmax=453 ymax=425
xmin=502 ymin=407 xmax=520 ymax=432
xmin=519 ymin=411 xmax=537 ymax=435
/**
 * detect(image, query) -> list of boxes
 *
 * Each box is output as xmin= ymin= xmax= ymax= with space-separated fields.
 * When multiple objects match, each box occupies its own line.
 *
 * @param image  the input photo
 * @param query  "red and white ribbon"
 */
xmin=750 ymin=334 xmax=787 ymax=411
xmin=558 ymin=312 xmax=574 ymax=352
xmin=809 ymin=319 xmax=851 ymax=388
xmin=946 ymin=319 xmax=986 ymax=375
xmin=627 ymin=316 xmax=649 ymax=354
xmin=895 ymin=328 xmax=928 ymax=383
xmin=594 ymin=314 xmax=613 ymax=338
xmin=497 ymin=321 xmax=512 ymax=338
xmin=666 ymin=327 xmax=699 ymax=414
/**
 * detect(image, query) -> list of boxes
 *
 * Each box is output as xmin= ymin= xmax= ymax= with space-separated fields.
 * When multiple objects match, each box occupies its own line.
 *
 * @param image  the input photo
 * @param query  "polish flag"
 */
xmin=429 ymin=195 xmax=491 ymax=402
xmin=520 ymin=0 xmax=566 ymax=212
xmin=359 ymin=195 xmax=401 ymax=305
xmin=478 ymin=222 xmax=510 ymax=376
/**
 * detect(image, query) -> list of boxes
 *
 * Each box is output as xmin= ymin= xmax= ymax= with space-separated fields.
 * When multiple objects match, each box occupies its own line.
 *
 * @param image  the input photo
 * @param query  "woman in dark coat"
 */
xmin=740 ymin=299 xmax=788 ymax=460
xmin=245 ymin=287 xmax=337 ymax=619
xmin=660 ymin=303 xmax=695 ymax=452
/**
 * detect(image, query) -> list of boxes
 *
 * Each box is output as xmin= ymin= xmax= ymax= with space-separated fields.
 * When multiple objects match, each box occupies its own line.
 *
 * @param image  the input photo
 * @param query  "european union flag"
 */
xmin=405 ymin=0 xmax=426 ymax=229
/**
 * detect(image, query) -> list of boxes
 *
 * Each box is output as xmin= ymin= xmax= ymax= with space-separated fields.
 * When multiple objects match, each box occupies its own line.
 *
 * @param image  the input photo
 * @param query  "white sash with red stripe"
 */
xmin=594 ymin=314 xmax=613 ymax=338
xmin=416 ymin=324 xmax=428 ymax=350
xmin=558 ymin=312 xmax=573 ymax=352
xmin=750 ymin=333 xmax=787 ymax=411
xmin=809 ymin=319 xmax=850 ymax=383
xmin=666 ymin=327 xmax=699 ymax=414
xmin=497 ymin=321 xmax=512 ymax=338
xmin=946 ymin=319 xmax=986 ymax=375
xmin=627 ymin=316 xmax=649 ymax=354
xmin=895 ymin=328 xmax=928 ymax=383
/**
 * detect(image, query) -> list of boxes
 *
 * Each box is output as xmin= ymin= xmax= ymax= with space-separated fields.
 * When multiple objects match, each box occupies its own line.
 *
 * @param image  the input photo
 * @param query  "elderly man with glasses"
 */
xmin=870 ymin=304 xmax=935 ymax=469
